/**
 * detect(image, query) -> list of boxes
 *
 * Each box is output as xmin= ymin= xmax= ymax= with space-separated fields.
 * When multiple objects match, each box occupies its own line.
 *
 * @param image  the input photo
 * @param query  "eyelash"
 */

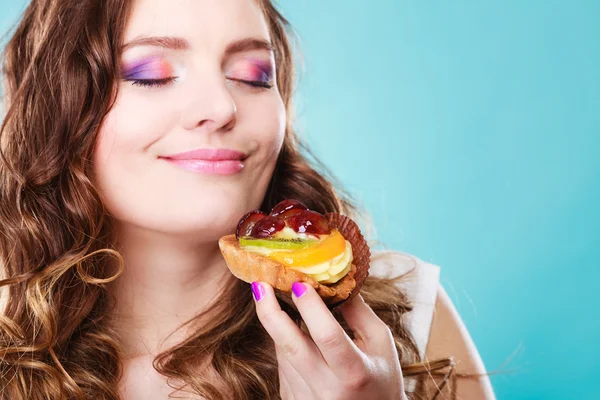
xmin=239 ymin=80 xmax=274 ymax=89
xmin=128 ymin=77 xmax=273 ymax=89
xmin=130 ymin=77 xmax=176 ymax=87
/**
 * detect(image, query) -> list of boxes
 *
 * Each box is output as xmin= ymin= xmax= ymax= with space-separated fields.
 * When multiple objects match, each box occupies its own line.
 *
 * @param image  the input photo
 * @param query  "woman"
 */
xmin=0 ymin=0 xmax=494 ymax=399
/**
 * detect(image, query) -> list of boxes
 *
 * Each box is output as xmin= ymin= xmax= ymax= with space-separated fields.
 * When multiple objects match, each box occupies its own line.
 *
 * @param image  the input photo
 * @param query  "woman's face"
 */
xmin=93 ymin=0 xmax=286 ymax=241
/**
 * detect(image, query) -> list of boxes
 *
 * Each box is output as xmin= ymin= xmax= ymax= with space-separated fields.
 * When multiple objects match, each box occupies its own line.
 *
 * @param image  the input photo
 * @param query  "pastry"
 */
xmin=218 ymin=200 xmax=370 ymax=308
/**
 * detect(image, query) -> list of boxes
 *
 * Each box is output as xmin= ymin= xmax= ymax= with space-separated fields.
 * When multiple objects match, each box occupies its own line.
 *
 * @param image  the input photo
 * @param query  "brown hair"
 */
xmin=0 ymin=0 xmax=456 ymax=398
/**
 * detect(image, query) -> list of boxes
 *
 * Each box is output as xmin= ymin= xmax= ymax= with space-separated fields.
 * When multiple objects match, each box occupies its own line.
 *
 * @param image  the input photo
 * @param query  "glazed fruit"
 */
xmin=250 ymin=216 xmax=286 ymax=238
xmin=236 ymin=210 xmax=267 ymax=239
xmin=276 ymin=207 xmax=305 ymax=220
xmin=236 ymin=200 xmax=332 ymax=239
xmin=285 ymin=210 xmax=331 ymax=235
xmin=269 ymin=199 xmax=308 ymax=219
xmin=239 ymin=237 xmax=319 ymax=250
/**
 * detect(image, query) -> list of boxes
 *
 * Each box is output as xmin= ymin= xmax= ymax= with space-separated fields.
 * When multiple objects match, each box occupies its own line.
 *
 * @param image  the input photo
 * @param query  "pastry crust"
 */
xmin=218 ymin=213 xmax=370 ymax=308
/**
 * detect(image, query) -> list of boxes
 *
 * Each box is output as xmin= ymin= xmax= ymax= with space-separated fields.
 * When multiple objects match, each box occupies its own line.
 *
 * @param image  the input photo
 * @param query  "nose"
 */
xmin=179 ymin=73 xmax=237 ymax=134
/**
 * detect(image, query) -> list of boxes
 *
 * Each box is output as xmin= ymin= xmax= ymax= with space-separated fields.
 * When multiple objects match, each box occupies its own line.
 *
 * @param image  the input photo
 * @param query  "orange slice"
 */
xmin=268 ymin=229 xmax=346 ymax=267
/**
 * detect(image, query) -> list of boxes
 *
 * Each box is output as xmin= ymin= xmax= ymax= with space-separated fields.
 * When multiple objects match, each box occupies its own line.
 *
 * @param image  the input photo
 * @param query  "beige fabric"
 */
xmin=369 ymin=250 xmax=440 ymax=392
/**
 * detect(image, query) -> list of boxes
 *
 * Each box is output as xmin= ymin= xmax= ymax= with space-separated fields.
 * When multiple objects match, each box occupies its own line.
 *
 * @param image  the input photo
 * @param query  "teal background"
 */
xmin=2 ymin=1 xmax=599 ymax=399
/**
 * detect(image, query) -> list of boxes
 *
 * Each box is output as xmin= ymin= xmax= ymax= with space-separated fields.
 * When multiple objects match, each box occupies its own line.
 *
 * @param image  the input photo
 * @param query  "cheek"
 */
xmin=95 ymin=91 xmax=177 ymax=161
xmin=240 ymin=92 xmax=286 ymax=155
xmin=91 ymin=92 xmax=173 ymax=220
xmin=92 ymin=109 xmax=134 ymax=219
xmin=244 ymin=95 xmax=286 ymax=198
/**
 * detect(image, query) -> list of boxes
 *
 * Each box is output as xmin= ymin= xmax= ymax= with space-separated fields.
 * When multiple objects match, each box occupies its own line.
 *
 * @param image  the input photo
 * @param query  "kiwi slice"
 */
xmin=239 ymin=237 xmax=319 ymax=250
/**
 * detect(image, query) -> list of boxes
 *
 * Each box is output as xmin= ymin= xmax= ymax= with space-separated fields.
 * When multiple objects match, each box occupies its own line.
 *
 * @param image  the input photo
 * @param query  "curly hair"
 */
xmin=0 ymin=0 xmax=456 ymax=398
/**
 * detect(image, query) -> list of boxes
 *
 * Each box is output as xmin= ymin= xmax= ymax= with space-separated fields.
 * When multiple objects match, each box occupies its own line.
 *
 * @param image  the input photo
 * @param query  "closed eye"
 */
xmin=128 ymin=77 xmax=177 ymax=87
xmin=230 ymin=78 xmax=273 ymax=89
xmin=125 ymin=77 xmax=274 ymax=89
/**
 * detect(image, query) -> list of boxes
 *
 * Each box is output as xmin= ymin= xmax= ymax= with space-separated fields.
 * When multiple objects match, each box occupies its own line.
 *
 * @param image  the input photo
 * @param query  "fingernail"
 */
xmin=251 ymin=282 xmax=265 ymax=302
xmin=292 ymin=281 xmax=307 ymax=298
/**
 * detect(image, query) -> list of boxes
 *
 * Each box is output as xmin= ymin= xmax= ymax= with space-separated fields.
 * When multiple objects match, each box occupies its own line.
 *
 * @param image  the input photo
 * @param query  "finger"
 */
xmin=276 ymin=348 xmax=314 ymax=399
xmin=251 ymin=282 xmax=327 ymax=382
xmin=291 ymin=281 xmax=366 ymax=379
xmin=339 ymin=294 xmax=396 ymax=357
xmin=277 ymin=357 xmax=293 ymax=399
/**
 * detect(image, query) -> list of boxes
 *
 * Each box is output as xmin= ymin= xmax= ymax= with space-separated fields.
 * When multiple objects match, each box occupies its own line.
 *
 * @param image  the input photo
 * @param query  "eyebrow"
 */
xmin=121 ymin=36 xmax=275 ymax=55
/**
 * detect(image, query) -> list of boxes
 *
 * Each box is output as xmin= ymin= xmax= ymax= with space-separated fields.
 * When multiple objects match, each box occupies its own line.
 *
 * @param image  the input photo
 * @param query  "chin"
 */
xmin=151 ymin=199 xmax=259 ymax=240
xmin=107 ymin=184 xmax=268 ymax=241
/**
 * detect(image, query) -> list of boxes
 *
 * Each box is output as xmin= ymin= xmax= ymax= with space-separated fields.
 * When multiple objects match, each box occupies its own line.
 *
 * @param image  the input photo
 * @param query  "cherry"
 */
xmin=285 ymin=210 xmax=331 ymax=235
xmin=250 ymin=216 xmax=286 ymax=238
xmin=236 ymin=210 xmax=267 ymax=239
xmin=269 ymin=199 xmax=308 ymax=219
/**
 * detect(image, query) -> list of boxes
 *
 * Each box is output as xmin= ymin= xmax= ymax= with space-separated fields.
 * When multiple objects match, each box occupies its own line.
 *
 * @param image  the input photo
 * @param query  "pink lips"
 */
xmin=160 ymin=148 xmax=246 ymax=175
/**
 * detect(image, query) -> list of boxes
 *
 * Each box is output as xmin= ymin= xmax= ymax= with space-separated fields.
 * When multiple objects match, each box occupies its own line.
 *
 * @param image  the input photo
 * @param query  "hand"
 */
xmin=251 ymin=281 xmax=407 ymax=400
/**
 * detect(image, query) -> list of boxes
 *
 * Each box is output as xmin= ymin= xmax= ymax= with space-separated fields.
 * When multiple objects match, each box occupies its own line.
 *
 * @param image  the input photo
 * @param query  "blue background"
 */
xmin=2 ymin=1 xmax=599 ymax=399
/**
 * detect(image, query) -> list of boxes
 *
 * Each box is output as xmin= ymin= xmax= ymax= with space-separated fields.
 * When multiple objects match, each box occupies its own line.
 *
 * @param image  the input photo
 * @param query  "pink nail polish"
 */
xmin=292 ymin=281 xmax=307 ymax=298
xmin=251 ymin=282 xmax=265 ymax=301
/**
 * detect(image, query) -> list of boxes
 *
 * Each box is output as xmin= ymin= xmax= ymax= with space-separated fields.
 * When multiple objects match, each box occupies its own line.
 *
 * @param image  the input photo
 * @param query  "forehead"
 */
xmin=123 ymin=0 xmax=270 ymax=49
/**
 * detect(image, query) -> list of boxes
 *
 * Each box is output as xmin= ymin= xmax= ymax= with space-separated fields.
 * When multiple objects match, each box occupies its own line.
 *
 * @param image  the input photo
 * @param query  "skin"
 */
xmin=92 ymin=0 xmax=495 ymax=398
xmin=93 ymin=0 xmax=284 ymax=360
xmin=425 ymin=285 xmax=496 ymax=399
xmin=254 ymin=283 xmax=406 ymax=399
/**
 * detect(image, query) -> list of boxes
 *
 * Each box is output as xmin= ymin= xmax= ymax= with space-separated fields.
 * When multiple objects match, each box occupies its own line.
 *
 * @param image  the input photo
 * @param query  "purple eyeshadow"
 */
xmin=121 ymin=56 xmax=273 ymax=84
xmin=121 ymin=57 xmax=171 ymax=80
xmin=251 ymin=60 xmax=274 ymax=82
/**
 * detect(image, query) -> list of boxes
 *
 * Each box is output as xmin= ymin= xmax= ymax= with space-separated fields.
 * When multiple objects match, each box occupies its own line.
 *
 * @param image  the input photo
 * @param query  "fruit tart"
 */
xmin=218 ymin=200 xmax=370 ymax=308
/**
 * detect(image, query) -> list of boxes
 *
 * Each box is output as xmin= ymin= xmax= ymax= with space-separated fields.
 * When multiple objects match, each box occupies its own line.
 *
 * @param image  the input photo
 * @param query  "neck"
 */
xmin=106 ymin=223 xmax=231 ymax=359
